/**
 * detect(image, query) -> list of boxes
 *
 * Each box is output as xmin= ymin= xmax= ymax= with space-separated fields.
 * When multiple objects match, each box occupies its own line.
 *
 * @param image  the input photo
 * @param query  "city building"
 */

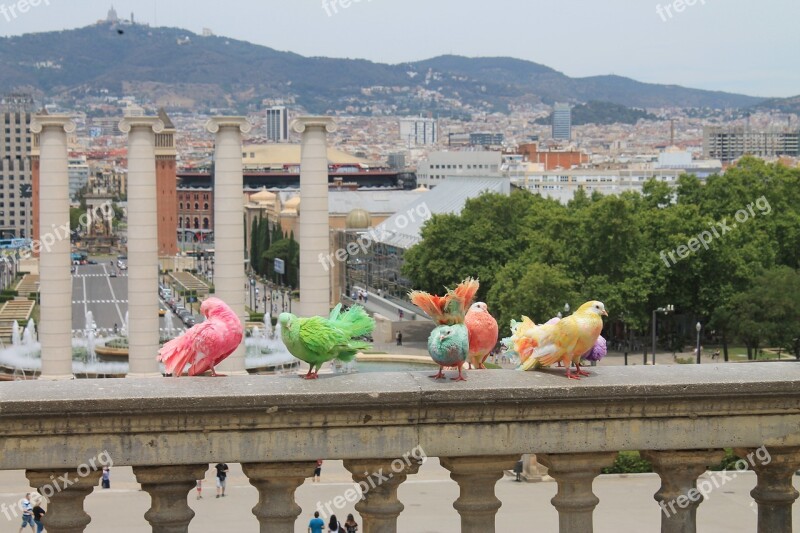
xmin=0 ymin=94 xmax=34 ymax=239
xmin=552 ymin=103 xmax=572 ymax=141
xmin=337 ymin=176 xmax=510 ymax=305
xmin=387 ymin=153 xmax=406 ymax=170
xmin=415 ymin=151 xmax=502 ymax=187
xmin=265 ymin=106 xmax=289 ymax=142
xmin=470 ymin=132 xmax=504 ymax=147
xmin=68 ymin=155 xmax=90 ymax=200
xmin=703 ymin=126 xmax=800 ymax=162
xmin=517 ymin=143 xmax=588 ymax=170
xmin=177 ymin=185 xmax=213 ymax=251
xmin=399 ymin=117 xmax=438 ymax=146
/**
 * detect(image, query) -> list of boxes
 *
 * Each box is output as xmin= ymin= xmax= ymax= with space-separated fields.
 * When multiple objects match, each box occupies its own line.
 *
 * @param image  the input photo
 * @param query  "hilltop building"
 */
xmin=265 ymin=106 xmax=289 ymax=143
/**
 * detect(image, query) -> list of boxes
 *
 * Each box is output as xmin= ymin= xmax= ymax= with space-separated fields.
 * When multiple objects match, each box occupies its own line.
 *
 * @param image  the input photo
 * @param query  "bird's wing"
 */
xmin=158 ymin=321 xmax=219 ymax=376
xmin=298 ymin=316 xmax=349 ymax=359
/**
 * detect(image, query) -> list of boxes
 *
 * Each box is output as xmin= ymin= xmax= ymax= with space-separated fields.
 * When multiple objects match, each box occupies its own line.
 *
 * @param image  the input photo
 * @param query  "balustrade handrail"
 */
xmin=0 ymin=363 xmax=798 ymax=471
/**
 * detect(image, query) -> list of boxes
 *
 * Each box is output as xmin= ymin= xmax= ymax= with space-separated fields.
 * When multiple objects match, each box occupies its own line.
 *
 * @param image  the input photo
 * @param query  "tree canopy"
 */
xmin=402 ymin=157 xmax=800 ymax=356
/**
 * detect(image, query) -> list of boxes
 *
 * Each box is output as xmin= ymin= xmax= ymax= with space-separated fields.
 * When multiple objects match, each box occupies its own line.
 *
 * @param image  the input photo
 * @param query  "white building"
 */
xmin=68 ymin=156 xmax=90 ymax=200
xmin=399 ymin=117 xmax=438 ymax=146
xmin=416 ymin=151 xmax=502 ymax=187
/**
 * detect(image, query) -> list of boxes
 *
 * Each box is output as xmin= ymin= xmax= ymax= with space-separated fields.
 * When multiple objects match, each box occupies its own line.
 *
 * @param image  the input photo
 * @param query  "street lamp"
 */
xmin=564 ymin=303 xmax=570 ymax=314
xmin=651 ymin=304 xmax=674 ymax=365
xmin=696 ymin=322 xmax=702 ymax=364
xmin=249 ymin=277 xmax=255 ymax=311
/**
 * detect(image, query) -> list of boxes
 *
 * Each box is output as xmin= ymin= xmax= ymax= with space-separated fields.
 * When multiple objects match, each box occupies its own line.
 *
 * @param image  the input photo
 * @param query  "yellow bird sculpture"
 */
xmin=516 ymin=301 xmax=607 ymax=379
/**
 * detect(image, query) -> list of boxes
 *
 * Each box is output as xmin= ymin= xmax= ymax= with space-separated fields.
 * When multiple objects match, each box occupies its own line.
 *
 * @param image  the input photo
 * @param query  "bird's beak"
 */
xmin=601 ymin=310 xmax=608 ymax=316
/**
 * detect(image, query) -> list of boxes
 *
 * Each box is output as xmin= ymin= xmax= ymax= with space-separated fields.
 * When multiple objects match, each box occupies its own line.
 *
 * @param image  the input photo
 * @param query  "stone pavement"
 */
xmin=1 ymin=458 xmax=795 ymax=532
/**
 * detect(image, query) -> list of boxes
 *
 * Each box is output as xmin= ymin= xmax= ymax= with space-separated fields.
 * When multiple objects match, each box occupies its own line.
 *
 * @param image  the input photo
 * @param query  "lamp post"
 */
xmin=564 ymin=303 xmax=570 ymax=315
xmin=651 ymin=304 xmax=674 ymax=365
xmin=249 ymin=277 xmax=255 ymax=311
xmin=696 ymin=322 xmax=702 ymax=364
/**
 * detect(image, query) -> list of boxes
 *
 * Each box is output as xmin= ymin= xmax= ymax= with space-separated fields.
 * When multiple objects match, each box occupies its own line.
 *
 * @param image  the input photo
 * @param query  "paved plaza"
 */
xmin=1 ymin=458 xmax=796 ymax=532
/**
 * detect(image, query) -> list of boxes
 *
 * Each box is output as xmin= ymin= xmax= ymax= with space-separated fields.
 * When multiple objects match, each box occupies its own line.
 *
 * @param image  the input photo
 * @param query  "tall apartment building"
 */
xmin=552 ymin=103 xmax=572 ymax=141
xmin=703 ymin=127 xmax=800 ymax=162
xmin=265 ymin=106 xmax=289 ymax=142
xmin=399 ymin=117 xmax=438 ymax=146
xmin=0 ymin=94 xmax=34 ymax=239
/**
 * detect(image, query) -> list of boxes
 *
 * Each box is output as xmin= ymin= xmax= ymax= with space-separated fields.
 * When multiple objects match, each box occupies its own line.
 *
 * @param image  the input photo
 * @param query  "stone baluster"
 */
xmin=641 ymin=449 xmax=724 ymax=533
xmin=440 ymin=455 xmax=519 ymax=533
xmin=734 ymin=446 xmax=800 ymax=533
xmin=537 ymin=452 xmax=617 ymax=533
xmin=26 ymin=468 xmax=103 ymax=533
xmin=133 ymin=464 xmax=208 ymax=533
xmin=242 ymin=462 xmax=315 ymax=532
xmin=343 ymin=457 xmax=423 ymax=533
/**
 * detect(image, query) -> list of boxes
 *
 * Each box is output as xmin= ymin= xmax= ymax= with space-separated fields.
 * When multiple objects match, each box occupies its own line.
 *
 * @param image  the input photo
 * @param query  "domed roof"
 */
xmin=284 ymin=196 xmax=301 ymax=209
xmin=250 ymin=190 xmax=276 ymax=203
xmin=345 ymin=208 xmax=372 ymax=229
xmin=413 ymin=185 xmax=429 ymax=192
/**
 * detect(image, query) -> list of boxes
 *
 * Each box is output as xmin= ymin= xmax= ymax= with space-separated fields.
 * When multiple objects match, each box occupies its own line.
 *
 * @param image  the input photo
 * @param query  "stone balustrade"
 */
xmin=0 ymin=363 xmax=798 ymax=533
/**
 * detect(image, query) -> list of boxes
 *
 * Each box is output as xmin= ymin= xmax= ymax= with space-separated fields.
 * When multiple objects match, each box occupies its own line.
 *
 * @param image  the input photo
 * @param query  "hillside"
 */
xmin=535 ymin=101 xmax=658 ymax=126
xmin=0 ymin=23 xmax=766 ymax=114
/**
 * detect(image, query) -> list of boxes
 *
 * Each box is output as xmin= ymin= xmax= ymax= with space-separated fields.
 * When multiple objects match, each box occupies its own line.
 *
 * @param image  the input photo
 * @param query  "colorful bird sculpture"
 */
xmin=410 ymin=278 xmax=479 ymax=381
xmin=514 ymin=301 xmax=607 ymax=379
xmin=280 ymin=304 xmax=375 ymax=379
xmin=158 ymin=297 xmax=243 ymax=377
xmin=465 ymin=302 xmax=499 ymax=369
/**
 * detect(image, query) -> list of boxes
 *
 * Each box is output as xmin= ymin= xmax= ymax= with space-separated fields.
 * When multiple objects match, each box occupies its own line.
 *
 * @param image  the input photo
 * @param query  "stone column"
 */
xmin=242 ymin=462 xmax=314 ymax=532
xmin=641 ymin=449 xmax=725 ymax=533
xmin=206 ymin=117 xmax=250 ymax=374
xmin=120 ymin=117 xmax=164 ymax=377
xmin=343 ymin=457 xmax=423 ymax=533
xmin=291 ymin=117 xmax=336 ymax=317
xmin=26 ymin=468 xmax=102 ymax=533
xmin=133 ymin=464 xmax=208 ymax=533
xmin=31 ymin=115 xmax=76 ymax=380
xmin=538 ymin=452 xmax=617 ymax=533
xmin=440 ymin=455 xmax=519 ymax=533
xmin=734 ymin=446 xmax=800 ymax=533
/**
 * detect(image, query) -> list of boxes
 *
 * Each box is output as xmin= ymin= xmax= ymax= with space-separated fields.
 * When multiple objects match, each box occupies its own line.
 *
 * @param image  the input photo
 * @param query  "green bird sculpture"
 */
xmin=279 ymin=304 xmax=375 ymax=379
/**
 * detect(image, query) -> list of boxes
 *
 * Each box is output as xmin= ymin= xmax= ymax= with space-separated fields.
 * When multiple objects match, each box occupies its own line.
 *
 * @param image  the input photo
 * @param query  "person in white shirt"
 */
xmin=18 ymin=493 xmax=35 ymax=532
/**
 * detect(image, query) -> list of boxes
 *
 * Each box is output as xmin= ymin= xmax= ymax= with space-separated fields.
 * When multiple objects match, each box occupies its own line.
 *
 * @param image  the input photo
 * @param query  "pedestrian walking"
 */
xmin=101 ymin=466 xmax=110 ymax=488
xmin=308 ymin=511 xmax=325 ymax=533
xmin=328 ymin=515 xmax=343 ymax=532
xmin=344 ymin=513 xmax=359 ymax=533
xmin=313 ymin=459 xmax=323 ymax=482
xmin=18 ymin=493 xmax=35 ymax=532
xmin=398 ymin=309 xmax=404 ymax=320
xmin=215 ymin=463 xmax=228 ymax=497
xmin=32 ymin=499 xmax=45 ymax=533
xmin=396 ymin=331 xmax=403 ymax=346
xmin=196 ymin=479 xmax=203 ymax=499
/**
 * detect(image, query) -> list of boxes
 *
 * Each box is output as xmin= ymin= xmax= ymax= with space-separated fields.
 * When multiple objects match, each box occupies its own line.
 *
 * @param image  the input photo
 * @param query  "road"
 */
xmin=71 ymin=263 xmax=184 ymax=336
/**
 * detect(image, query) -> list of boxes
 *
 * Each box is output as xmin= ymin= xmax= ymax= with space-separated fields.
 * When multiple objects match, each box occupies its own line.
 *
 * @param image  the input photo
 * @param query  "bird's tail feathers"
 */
xmin=158 ymin=335 xmax=194 ymax=376
xmin=337 ymin=340 xmax=372 ymax=362
xmin=332 ymin=305 xmax=375 ymax=338
xmin=446 ymin=277 xmax=480 ymax=317
xmin=409 ymin=291 xmax=451 ymax=323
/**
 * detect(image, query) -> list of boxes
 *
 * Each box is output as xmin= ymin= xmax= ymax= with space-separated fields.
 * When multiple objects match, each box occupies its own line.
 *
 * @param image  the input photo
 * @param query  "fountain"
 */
xmin=11 ymin=320 xmax=21 ymax=347
xmin=163 ymin=309 xmax=176 ymax=339
xmin=23 ymin=319 xmax=37 ymax=345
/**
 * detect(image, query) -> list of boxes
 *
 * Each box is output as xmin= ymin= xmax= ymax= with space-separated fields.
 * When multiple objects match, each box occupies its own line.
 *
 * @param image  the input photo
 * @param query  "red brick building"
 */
xmin=518 ymin=143 xmax=588 ymax=170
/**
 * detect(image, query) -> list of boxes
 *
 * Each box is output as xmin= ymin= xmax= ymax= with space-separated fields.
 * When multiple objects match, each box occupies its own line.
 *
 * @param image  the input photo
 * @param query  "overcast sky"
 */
xmin=1 ymin=0 xmax=797 ymax=98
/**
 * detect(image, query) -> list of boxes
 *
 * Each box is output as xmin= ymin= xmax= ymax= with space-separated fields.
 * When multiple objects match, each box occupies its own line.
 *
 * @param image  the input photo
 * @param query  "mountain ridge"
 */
xmin=0 ymin=23 xmax=766 ymax=114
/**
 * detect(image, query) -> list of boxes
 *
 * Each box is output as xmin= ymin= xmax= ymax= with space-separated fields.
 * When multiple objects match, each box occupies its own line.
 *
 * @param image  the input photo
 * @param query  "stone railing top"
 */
xmin=0 ymin=364 xmax=798 ymax=468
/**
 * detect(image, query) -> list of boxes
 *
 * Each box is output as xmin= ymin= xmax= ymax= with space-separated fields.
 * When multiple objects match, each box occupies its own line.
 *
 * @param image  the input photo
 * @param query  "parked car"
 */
xmin=183 ymin=316 xmax=196 ymax=327
xmin=109 ymin=270 xmax=117 ymax=278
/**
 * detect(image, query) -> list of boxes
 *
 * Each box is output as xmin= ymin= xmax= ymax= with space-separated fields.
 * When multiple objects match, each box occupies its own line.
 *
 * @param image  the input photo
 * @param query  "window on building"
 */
xmin=203 ymin=203 xmax=208 ymax=210
xmin=179 ymin=202 xmax=183 ymax=210
xmin=194 ymin=202 xmax=199 ymax=210
xmin=203 ymin=218 xmax=209 ymax=229
xmin=193 ymin=218 xmax=199 ymax=229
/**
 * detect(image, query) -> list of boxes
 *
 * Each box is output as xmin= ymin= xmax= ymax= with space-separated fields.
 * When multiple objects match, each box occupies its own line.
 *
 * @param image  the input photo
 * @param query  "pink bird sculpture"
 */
xmin=465 ymin=302 xmax=499 ymax=369
xmin=158 ymin=297 xmax=243 ymax=377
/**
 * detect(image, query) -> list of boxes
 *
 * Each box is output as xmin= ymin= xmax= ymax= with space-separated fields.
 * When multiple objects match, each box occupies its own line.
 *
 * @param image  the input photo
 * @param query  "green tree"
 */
xmin=250 ymin=217 xmax=260 ymax=275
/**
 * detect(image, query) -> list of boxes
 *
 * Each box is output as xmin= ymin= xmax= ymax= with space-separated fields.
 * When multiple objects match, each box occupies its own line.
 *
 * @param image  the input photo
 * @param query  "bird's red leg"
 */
xmin=430 ymin=367 xmax=446 ymax=380
xmin=575 ymin=362 xmax=590 ymax=377
xmin=565 ymin=364 xmax=581 ymax=380
xmin=209 ymin=367 xmax=226 ymax=377
xmin=451 ymin=364 xmax=467 ymax=382
xmin=302 ymin=365 xmax=318 ymax=380
xmin=479 ymin=353 xmax=490 ymax=369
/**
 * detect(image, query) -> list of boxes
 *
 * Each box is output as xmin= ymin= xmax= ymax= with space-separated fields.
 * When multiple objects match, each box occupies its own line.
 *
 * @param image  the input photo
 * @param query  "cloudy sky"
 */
xmin=1 ymin=0 xmax=797 ymax=97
